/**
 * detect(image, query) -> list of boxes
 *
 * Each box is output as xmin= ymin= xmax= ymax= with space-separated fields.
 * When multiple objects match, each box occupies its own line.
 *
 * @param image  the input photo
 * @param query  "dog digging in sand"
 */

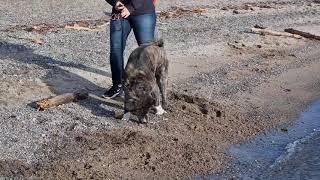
xmin=122 ymin=39 xmax=168 ymax=123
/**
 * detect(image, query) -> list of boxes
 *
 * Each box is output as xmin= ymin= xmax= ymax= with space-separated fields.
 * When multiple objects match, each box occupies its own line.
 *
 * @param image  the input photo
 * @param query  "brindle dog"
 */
xmin=122 ymin=39 xmax=168 ymax=123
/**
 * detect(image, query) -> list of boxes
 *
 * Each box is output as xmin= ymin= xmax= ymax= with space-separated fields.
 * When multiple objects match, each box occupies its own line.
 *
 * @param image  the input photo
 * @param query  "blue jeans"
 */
xmin=109 ymin=12 xmax=156 ymax=85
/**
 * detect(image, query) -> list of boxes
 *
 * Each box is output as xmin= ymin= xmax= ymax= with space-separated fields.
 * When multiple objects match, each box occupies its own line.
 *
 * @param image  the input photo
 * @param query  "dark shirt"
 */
xmin=105 ymin=0 xmax=155 ymax=16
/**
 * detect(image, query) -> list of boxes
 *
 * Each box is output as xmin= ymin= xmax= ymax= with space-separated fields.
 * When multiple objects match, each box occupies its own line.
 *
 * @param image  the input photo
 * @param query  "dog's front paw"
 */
xmin=155 ymin=105 xmax=166 ymax=115
xmin=138 ymin=115 xmax=148 ymax=124
xmin=122 ymin=112 xmax=131 ymax=121
xmin=140 ymin=118 xmax=147 ymax=123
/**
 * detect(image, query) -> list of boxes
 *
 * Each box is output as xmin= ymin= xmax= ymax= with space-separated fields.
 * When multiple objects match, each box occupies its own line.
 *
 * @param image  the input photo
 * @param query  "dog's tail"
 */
xmin=141 ymin=39 xmax=164 ymax=47
xmin=154 ymin=39 xmax=164 ymax=47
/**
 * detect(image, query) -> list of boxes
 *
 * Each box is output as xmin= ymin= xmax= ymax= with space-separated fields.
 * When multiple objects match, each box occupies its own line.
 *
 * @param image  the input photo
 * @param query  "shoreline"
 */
xmin=212 ymin=98 xmax=320 ymax=179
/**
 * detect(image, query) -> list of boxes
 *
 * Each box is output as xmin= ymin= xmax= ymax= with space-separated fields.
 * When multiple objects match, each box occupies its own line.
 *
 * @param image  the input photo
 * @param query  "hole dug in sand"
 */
xmin=18 ymin=92 xmax=267 ymax=179
xmin=1 ymin=92 xmax=267 ymax=179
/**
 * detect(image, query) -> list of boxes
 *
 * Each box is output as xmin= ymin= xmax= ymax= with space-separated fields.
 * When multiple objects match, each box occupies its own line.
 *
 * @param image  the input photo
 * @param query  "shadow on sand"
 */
xmin=0 ymin=41 xmax=120 ymax=117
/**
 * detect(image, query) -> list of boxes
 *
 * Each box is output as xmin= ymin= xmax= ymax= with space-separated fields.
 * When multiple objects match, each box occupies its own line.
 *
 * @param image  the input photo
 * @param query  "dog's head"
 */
xmin=124 ymin=71 xmax=157 ymax=116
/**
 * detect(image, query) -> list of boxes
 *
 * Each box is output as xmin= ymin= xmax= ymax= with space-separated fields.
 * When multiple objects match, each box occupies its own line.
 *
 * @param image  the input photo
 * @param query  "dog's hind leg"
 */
xmin=156 ymin=66 xmax=168 ymax=110
xmin=151 ymin=85 xmax=165 ymax=115
xmin=156 ymin=68 xmax=168 ymax=115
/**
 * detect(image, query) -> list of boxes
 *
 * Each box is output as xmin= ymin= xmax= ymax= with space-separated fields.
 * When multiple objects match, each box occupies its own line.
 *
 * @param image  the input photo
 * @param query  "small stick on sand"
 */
xmin=64 ymin=24 xmax=102 ymax=31
xmin=251 ymin=27 xmax=303 ymax=39
xmin=284 ymin=28 xmax=320 ymax=41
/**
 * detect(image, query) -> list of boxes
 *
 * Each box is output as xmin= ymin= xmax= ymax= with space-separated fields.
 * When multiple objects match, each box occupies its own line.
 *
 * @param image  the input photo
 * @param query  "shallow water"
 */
xmin=207 ymin=99 xmax=320 ymax=179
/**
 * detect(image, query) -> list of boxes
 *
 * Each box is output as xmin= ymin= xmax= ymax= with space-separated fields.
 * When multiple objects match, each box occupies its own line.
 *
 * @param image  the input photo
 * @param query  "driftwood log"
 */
xmin=251 ymin=28 xmax=303 ymax=39
xmin=36 ymin=90 xmax=88 ymax=111
xmin=284 ymin=28 xmax=320 ymax=41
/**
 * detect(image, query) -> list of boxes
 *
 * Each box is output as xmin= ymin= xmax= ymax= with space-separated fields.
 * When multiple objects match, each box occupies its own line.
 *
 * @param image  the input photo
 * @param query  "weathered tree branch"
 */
xmin=284 ymin=28 xmax=320 ymax=40
xmin=251 ymin=28 xmax=303 ymax=39
xmin=36 ymin=90 xmax=88 ymax=111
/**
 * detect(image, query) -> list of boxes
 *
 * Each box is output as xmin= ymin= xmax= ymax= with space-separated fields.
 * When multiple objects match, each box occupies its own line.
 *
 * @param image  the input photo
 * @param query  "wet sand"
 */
xmin=210 ymin=98 xmax=320 ymax=179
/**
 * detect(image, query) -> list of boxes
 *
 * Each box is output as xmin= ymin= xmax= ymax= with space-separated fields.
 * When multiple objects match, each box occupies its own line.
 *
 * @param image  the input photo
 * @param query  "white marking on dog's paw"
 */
xmin=155 ymin=105 xmax=166 ymax=115
xmin=140 ymin=118 xmax=147 ymax=123
xmin=122 ymin=112 xmax=131 ymax=121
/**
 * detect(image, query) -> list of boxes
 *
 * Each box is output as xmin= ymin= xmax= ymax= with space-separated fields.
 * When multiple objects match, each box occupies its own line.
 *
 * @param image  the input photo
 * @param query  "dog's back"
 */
xmin=125 ymin=39 xmax=167 ymax=78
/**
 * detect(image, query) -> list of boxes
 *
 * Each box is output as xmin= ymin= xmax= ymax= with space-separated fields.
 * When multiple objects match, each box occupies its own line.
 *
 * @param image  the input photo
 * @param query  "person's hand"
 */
xmin=115 ymin=1 xmax=124 ymax=11
xmin=120 ymin=6 xmax=131 ymax=18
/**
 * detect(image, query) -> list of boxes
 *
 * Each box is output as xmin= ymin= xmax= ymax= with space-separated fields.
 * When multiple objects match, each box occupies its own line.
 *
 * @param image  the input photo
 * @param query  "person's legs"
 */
xmin=130 ymin=13 xmax=156 ymax=45
xmin=104 ymin=17 xmax=131 ymax=98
